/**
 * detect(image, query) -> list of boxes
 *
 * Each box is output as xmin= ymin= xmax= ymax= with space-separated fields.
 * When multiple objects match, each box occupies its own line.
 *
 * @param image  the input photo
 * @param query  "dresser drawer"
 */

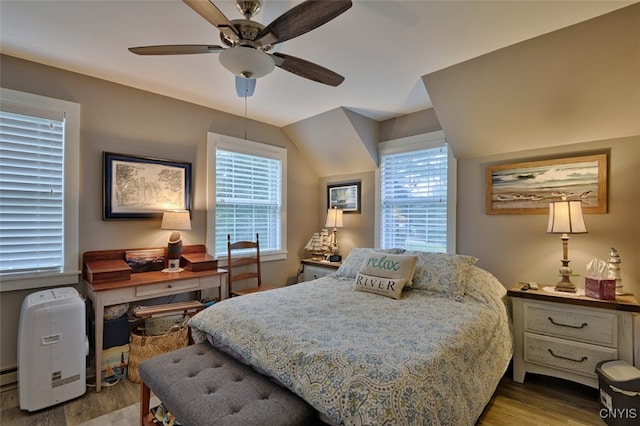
xmin=301 ymin=264 xmax=335 ymax=282
xmin=524 ymin=302 xmax=618 ymax=347
xmin=136 ymin=278 xmax=200 ymax=297
xmin=524 ymin=333 xmax=618 ymax=378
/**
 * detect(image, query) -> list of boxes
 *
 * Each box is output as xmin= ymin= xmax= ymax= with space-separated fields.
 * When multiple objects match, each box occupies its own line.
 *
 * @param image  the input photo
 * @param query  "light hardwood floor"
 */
xmin=1 ymin=370 xmax=603 ymax=425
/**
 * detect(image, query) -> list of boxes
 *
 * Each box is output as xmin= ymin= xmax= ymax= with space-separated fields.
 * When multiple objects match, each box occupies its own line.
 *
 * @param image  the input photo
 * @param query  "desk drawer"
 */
xmin=524 ymin=333 xmax=617 ymax=378
xmin=199 ymin=275 xmax=221 ymax=288
xmin=136 ymin=278 xmax=200 ymax=298
xmin=524 ymin=303 xmax=617 ymax=347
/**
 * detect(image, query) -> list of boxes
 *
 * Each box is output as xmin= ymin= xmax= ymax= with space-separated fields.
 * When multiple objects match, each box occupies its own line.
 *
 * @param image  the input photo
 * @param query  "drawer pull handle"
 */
xmin=548 ymin=348 xmax=588 ymax=363
xmin=548 ymin=317 xmax=587 ymax=329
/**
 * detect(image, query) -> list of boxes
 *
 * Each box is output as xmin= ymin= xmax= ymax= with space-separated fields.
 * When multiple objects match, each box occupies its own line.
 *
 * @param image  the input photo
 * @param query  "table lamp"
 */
xmin=161 ymin=210 xmax=191 ymax=272
xmin=546 ymin=199 xmax=587 ymax=292
xmin=325 ymin=206 xmax=343 ymax=262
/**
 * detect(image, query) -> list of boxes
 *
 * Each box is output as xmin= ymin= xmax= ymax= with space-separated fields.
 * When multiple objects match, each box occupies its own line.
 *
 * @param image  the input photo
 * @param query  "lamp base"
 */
xmin=554 ymin=281 xmax=577 ymax=293
xmin=162 ymin=258 xmax=183 ymax=273
xmin=554 ymin=257 xmax=576 ymax=293
xmin=555 ymin=274 xmax=577 ymax=293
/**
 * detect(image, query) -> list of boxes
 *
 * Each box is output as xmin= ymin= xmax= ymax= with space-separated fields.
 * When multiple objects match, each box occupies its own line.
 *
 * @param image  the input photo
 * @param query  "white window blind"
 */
xmin=0 ymin=110 xmax=65 ymax=273
xmin=214 ymin=147 xmax=282 ymax=256
xmin=380 ymin=139 xmax=449 ymax=253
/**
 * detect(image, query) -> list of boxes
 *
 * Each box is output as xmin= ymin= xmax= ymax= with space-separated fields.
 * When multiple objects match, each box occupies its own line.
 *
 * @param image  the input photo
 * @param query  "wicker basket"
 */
xmin=127 ymin=325 xmax=189 ymax=383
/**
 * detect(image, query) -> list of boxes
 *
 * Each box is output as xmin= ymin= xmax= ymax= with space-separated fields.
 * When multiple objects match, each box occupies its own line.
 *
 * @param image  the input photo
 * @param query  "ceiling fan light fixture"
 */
xmin=219 ymin=46 xmax=275 ymax=79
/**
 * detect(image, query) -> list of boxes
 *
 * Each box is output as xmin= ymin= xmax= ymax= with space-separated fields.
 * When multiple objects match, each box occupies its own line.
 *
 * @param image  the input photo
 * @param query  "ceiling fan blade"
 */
xmin=272 ymin=52 xmax=344 ymax=87
xmin=235 ymin=76 xmax=256 ymax=97
xmin=182 ymin=0 xmax=239 ymax=42
xmin=129 ymin=45 xmax=224 ymax=55
xmin=256 ymin=0 xmax=352 ymax=46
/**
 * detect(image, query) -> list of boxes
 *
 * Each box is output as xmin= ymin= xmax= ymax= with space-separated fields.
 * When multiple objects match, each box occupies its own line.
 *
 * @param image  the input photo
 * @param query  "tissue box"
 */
xmin=585 ymin=277 xmax=616 ymax=300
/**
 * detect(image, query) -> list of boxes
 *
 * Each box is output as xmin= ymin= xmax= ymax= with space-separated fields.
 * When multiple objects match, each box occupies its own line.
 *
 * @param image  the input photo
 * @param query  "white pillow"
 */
xmin=334 ymin=248 xmax=406 ymax=279
xmin=358 ymin=252 xmax=418 ymax=282
xmin=353 ymin=272 xmax=407 ymax=299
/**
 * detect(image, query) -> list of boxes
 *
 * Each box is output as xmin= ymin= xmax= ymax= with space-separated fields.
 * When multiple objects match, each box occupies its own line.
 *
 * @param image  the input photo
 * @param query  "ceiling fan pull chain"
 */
xmin=244 ymin=92 xmax=248 ymax=141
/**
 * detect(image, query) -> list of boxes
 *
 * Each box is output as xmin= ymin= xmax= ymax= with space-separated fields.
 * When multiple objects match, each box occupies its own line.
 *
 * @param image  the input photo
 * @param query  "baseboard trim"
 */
xmin=1 ymin=366 xmax=18 ymax=389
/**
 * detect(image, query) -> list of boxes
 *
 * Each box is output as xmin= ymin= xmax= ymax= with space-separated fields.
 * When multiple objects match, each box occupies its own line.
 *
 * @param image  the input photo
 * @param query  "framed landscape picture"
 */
xmin=327 ymin=182 xmax=361 ymax=213
xmin=103 ymin=152 xmax=191 ymax=219
xmin=486 ymin=153 xmax=607 ymax=215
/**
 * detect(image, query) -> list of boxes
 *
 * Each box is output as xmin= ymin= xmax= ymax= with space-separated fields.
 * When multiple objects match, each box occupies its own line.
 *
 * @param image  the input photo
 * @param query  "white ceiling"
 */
xmin=0 ymin=1 xmax=633 ymax=128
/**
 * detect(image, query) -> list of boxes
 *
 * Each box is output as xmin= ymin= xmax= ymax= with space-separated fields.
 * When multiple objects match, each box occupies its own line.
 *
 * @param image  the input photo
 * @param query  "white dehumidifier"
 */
xmin=18 ymin=287 xmax=88 ymax=411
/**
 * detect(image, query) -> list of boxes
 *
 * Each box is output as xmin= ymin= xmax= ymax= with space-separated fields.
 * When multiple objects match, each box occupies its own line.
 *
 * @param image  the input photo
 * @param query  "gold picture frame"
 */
xmin=486 ymin=153 xmax=607 ymax=215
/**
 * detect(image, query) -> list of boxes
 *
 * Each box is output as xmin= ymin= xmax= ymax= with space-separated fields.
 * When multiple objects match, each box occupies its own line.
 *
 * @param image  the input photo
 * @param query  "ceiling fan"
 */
xmin=129 ymin=0 xmax=352 ymax=96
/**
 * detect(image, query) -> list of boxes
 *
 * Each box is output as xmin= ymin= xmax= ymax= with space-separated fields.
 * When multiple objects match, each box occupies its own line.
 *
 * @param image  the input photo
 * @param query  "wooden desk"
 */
xmin=83 ymin=246 xmax=226 ymax=392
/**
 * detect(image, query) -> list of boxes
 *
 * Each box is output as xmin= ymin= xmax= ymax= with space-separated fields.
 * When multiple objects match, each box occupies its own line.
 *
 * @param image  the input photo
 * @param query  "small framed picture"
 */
xmin=103 ymin=152 xmax=191 ymax=220
xmin=327 ymin=182 xmax=361 ymax=213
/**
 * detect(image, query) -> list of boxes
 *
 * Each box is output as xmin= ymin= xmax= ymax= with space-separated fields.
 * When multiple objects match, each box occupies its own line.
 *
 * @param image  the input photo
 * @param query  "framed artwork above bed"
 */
xmin=103 ymin=152 xmax=191 ymax=220
xmin=486 ymin=153 xmax=607 ymax=215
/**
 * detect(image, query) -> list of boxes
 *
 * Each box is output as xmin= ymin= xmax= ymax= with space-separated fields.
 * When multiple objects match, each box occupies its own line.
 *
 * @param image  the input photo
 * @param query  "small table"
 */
xmin=83 ymin=246 xmax=227 ymax=392
xmin=300 ymin=258 xmax=341 ymax=282
xmin=508 ymin=283 xmax=640 ymax=388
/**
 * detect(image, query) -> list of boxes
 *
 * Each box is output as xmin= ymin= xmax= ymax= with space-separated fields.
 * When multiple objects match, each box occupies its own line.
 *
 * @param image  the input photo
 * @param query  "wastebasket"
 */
xmin=596 ymin=360 xmax=640 ymax=425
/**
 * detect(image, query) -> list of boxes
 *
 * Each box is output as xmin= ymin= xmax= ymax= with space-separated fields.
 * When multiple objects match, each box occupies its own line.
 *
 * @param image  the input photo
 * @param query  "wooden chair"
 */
xmin=227 ymin=233 xmax=278 ymax=297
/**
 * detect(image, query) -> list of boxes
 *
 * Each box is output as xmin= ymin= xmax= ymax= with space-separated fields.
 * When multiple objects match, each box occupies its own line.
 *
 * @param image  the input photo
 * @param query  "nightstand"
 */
xmin=299 ymin=259 xmax=341 ymax=282
xmin=508 ymin=283 xmax=640 ymax=389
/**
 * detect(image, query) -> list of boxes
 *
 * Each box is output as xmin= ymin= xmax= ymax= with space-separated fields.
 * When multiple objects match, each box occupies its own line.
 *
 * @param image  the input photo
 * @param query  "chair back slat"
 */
xmin=231 ymin=271 xmax=260 ymax=282
xmin=227 ymin=233 xmax=264 ymax=296
xmin=230 ymin=257 xmax=259 ymax=268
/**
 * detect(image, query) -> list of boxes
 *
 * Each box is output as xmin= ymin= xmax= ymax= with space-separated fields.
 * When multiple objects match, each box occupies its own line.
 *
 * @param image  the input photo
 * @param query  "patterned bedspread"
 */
xmin=189 ymin=266 xmax=513 ymax=425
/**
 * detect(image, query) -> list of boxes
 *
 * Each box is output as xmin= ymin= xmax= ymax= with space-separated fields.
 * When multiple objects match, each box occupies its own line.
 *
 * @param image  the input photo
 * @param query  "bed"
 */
xmin=189 ymin=249 xmax=513 ymax=425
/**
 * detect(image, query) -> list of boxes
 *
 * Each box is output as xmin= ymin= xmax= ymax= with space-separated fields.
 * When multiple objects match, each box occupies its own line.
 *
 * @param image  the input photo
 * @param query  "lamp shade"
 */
xmin=219 ymin=46 xmax=275 ymax=79
xmin=325 ymin=208 xmax=343 ymax=228
xmin=547 ymin=200 xmax=587 ymax=234
xmin=161 ymin=210 xmax=191 ymax=231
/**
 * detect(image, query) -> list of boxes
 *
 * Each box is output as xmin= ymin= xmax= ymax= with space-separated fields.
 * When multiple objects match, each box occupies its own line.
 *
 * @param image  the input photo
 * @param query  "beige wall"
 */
xmin=0 ymin=55 xmax=320 ymax=372
xmin=424 ymin=4 xmax=639 ymax=160
xmin=458 ymin=137 xmax=640 ymax=296
xmin=422 ymin=4 xmax=640 ymax=294
xmin=319 ymin=172 xmax=376 ymax=256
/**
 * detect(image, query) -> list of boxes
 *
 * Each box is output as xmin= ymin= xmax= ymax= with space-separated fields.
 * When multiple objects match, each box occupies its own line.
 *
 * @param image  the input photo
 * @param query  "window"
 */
xmin=206 ymin=133 xmax=287 ymax=260
xmin=376 ymin=131 xmax=456 ymax=253
xmin=0 ymin=88 xmax=80 ymax=291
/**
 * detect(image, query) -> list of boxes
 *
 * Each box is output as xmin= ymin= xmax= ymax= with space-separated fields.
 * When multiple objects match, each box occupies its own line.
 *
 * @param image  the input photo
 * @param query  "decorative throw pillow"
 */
xmin=358 ymin=252 xmax=418 ymax=282
xmin=353 ymin=272 xmax=407 ymax=299
xmin=404 ymin=251 xmax=478 ymax=297
xmin=334 ymin=248 xmax=406 ymax=278
xmin=351 ymin=253 xmax=418 ymax=299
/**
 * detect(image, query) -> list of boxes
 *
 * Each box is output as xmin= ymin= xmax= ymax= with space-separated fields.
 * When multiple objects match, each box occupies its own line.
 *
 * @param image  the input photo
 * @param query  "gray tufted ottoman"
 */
xmin=139 ymin=341 xmax=317 ymax=426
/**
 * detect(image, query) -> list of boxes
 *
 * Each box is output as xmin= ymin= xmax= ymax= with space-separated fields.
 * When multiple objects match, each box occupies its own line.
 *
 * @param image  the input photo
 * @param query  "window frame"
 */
xmin=374 ymin=130 xmax=457 ymax=253
xmin=205 ymin=132 xmax=287 ymax=262
xmin=0 ymin=88 xmax=80 ymax=292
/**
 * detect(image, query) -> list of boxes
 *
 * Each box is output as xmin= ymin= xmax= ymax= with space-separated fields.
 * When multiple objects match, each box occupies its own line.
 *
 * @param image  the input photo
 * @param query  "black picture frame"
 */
xmin=327 ymin=182 xmax=361 ymax=213
xmin=103 ymin=152 xmax=191 ymax=220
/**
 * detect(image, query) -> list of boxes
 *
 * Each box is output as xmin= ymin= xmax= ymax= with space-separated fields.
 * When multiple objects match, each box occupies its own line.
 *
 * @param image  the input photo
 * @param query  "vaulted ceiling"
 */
xmin=1 ymin=1 xmax=631 ymax=127
xmin=1 ymin=1 xmax=637 ymax=176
